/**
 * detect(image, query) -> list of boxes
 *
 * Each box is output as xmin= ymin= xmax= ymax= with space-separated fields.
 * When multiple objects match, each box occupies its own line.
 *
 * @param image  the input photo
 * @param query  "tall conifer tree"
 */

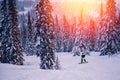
xmin=99 ymin=0 xmax=119 ymax=55
xmin=0 ymin=0 xmax=8 ymax=62
xmin=35 ymin=0 xmax=56 ymax=69
xmin=26 ymin=12 xmax=35 ymax=56
xmin=1 ymin=0 xmax=24 ymax=65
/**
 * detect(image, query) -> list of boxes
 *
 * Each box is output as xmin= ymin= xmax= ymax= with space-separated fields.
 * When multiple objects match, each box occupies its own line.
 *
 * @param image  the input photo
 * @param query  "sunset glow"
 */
xmin=52 ymin=0 xmax=105 ymax=19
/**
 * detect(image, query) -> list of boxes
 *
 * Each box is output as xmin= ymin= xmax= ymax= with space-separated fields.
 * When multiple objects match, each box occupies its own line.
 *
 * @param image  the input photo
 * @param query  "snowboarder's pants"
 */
xmin=81 ymin=58 xmax=86 ymax=63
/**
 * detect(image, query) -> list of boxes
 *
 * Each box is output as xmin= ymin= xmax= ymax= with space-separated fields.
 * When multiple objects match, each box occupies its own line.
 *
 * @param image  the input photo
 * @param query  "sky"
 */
xmin=50 ymin=0 xmax=120 ymax=7
xmin=18 ymin=0 xmax=120 ymax=18
xmin=18 ymin=0 xmax=120 ymax=8
xmin=51 ymin=0 xmax=120 ymax=19
xmin=51 ymin=0 xmax=102 ymax=2
xmin=52 ymin=0 xmax=104 ymax=19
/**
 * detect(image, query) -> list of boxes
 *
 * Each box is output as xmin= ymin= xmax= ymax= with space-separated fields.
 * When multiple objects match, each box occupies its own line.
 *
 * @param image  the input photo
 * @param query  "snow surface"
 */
xmin=0 ymin=52 xmax=120 ymax=80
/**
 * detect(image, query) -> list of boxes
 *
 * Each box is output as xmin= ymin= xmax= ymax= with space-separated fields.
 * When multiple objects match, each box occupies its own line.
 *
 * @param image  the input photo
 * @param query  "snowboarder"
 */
xmin=81 ymin=52 xmax=87 ymax=63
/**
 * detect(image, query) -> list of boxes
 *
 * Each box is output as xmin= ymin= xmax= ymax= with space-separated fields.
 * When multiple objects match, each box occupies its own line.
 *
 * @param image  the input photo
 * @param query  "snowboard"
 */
xmin=78 ymin=61 xmax=88 ymax=64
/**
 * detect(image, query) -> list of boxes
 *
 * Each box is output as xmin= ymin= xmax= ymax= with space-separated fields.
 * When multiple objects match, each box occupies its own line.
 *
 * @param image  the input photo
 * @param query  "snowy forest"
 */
xmin=0 ymin=0 xmax=120 ymax=80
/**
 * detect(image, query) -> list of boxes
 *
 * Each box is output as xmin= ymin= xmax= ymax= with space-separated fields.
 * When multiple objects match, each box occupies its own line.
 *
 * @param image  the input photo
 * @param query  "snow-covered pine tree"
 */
xmin=96 ymin=1 xmax=104 ymax=52
xmin=72 ymin=9 xmax=90 ymax=56
xmin=71 ymin=16 xmax=77 ymax=35
xmin=118 ymin=13 xmax=120 ymax=51
xmin=55 ymin=15 xmax=59 ymax=31
xmin=99 ymin=0 xmax=119 ymax=56
xmin=8 ymin=0 xmax=24 ymax=64
xmin=54 ymin=15 xmax=62 ymax=52
xmin=99 ymin=17 xmax=119 ymax=56
xmin=26 ymin=11 xmax=35 ymax=56
xmin=35 ymin=0 xmax=56 ymax=69
xmin=68 ymin=16 xmax=77 ymax=52
xmin=106 ymin=0 xmax=116 ymax=21
xmin=0 ymin=1 xmax=3 ymax=44
xmin=116 ymin=13 xmax=120 ymax=51
xmin=73 ymin=24 xmax=89 ymax=56
xmin=20 ymin=20 xmax=27 ymax=52
xmin=26 ymin=12 xmax=33 ymax=43
xmin=0 ymin=0 xmax=9 ymax=63
xmin=89 ymin=19 xmax=96 ymax=51
xmin=62 ymin=15 xmax=70 ymax=52
xmin=0 ymin=1 xmax=2 ymax=62
xmin=1 ymin=0 xmax=24 ymax=65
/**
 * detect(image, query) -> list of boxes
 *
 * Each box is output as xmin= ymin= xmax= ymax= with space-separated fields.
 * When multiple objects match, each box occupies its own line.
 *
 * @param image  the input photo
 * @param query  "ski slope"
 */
xmin=0 ymin=52 xmax=120 ymax=80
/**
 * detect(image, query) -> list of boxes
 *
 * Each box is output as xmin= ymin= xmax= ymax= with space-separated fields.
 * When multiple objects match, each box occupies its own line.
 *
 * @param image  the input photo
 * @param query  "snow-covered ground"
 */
xmin=0 ymin=52 xmax=120 ymax=80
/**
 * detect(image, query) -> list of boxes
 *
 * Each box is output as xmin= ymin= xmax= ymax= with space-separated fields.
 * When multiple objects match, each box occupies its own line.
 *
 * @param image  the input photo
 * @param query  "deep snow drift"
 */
xmin=0 ymin=52 xmax=120 ymax=80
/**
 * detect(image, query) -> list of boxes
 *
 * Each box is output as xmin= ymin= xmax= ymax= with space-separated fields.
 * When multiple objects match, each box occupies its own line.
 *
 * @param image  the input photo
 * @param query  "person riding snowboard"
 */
xmin=81 ymin=52 xmax=87 ymax=63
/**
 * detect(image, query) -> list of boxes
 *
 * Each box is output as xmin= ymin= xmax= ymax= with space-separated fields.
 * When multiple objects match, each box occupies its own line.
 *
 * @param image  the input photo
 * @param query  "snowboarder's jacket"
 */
xmin=81 ymin=53 xmax=85 ymax=59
